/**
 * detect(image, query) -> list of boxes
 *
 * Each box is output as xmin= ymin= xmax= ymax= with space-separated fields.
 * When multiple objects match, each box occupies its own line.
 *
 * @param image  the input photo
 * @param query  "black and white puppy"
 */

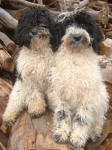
xmin=47 ymin=10 xmax=109 ymax=148
xmin=3 ymin=7 xmax=56 ymax=125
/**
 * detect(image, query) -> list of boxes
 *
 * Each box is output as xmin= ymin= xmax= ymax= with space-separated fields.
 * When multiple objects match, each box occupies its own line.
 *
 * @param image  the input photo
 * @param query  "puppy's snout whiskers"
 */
xmin=31 ymin=27 xmax=51 ymax=50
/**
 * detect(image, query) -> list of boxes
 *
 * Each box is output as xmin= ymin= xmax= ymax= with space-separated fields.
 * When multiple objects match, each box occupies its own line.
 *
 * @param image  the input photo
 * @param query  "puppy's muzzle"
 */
xmin=70 ymin=34 xmax=87 ymax=44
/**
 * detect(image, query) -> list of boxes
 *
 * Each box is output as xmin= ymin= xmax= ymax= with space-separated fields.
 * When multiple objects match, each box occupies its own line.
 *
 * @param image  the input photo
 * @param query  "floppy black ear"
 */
xmin=50 ymin=21 xmax=64 ymax=52
xmin=74 ymin=11 xmax=104 ymax=53
xmin=53 ymin=15 xmax=70 ymax=52
xmin=16 ymin=8 xmax=36 ymax=48
xmin=55 ymin=12 xmax=74 ymax=50
xmin=16 ymin=26 xmax=32 ymax=48
xmin=45 ymin=10 xmax=57 ymax=52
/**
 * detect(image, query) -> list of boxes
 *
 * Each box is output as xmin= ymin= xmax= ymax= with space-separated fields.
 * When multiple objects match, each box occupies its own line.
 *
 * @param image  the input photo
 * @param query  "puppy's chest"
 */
xmin=52 ymin=57 xmax=99 ymax=86
xmin=17 ymin=51 xmax=50 ymax=81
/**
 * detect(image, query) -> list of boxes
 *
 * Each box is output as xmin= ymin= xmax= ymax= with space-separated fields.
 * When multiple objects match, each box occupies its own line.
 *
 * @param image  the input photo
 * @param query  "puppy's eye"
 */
xmin=58 ymin=14 xmax=66 ymax=22
xmin=40 ymin=24 xmax=47 ymax=28
xmin=59 ymin=14 xmax=65 ymax=19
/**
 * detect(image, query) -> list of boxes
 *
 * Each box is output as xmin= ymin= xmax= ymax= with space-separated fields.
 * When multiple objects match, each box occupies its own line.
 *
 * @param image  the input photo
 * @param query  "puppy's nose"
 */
xmin=72 ymin=35 xmax=82 ymax=42
xmin=31 ymin=28 xmax=38 ymax=35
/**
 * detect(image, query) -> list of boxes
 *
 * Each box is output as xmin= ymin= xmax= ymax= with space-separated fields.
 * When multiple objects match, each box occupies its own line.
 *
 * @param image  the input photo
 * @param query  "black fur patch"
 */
xmin=57 ymin=110 xmax=68 ymax=121
xmin=12 ymin=66 xmax=22 ymax=84
xmin=17 ymin=73 xmax=22 ymax=81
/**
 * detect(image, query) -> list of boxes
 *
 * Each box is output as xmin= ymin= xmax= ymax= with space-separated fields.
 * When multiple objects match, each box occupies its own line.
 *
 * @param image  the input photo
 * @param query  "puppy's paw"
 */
xmin=90 ymin=128 xmax=102 ymax=142
xmin=29 ymin=110 xmax=45 ymax=118
xmin=53 ymin=127 xmax=70 ymax=143
xmin=91 ymin=135 xmax=101 ymax=142
xmin=3 ymin=119 xmax=15 ymax=126
xmin=28 ymin=100 xmax=46 ymax=117
xmin=3 ymin=113 xmax=16 ymax=126
xmin=69 ymin=132 xmax=86 ymax=148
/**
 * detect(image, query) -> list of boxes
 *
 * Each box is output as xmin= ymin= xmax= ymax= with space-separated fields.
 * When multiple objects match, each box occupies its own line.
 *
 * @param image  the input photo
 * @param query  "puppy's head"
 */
xmin=16 ymin=7 xmax=55 ymax=50
xmin=57 ymin=10 xmax=103 ymax=53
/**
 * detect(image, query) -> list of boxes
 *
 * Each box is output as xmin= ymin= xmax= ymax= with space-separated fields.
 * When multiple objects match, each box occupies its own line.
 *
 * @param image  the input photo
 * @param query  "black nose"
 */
xmin=72 ymin=35 xmax=82 ymax=42
xmin=31 ymin=27 xmax=38 ymax=35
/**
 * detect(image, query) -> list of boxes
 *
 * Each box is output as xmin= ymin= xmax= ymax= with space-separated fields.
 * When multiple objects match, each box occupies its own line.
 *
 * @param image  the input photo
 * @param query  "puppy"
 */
xmin=47 ymin=11 xmax=109 ymax=148
xmin=3 ymin=7 xmax=55 ymax=125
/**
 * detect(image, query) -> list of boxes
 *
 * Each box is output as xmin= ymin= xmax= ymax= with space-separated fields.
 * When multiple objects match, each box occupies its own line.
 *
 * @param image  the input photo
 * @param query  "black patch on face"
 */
xmin=57 ymin=110 xmax=68 ymax=121
xmin=16 ymin=7 xmax=56 ymax=51
xmin=17 ymin=73 xmax=22 ymax=82
xmin=12 ymin=62 xmax=23 ymax=83
xmin=14 ymin=71 xmax=22 ymax=83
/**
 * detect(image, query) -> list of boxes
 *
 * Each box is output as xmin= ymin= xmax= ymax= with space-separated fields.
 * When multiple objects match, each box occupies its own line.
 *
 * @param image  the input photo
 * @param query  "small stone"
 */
xmin=100 ymin=38 xmax=112 ymax=58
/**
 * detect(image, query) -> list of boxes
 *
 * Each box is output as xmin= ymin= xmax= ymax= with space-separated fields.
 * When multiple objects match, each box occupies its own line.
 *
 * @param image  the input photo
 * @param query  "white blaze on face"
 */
xmin=61 ymin=26 xmax=91 ymax=51
xmin=66 ymin=26 xmax=91 ymax=43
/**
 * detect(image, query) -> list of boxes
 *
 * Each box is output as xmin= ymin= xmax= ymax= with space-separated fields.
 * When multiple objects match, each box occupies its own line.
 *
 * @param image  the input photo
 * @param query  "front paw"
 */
xmin=29 ymin=110 xmax=45 ymax=118
xmin=3 ymin=113 xmax=16 ymax=126
xmin=53 ymin=128 xmax=69 ymax=143
xmin=28 ymin=101 xmax=46 ymax=118
xmin=3 ymin=119 xmax=15 ymax=126
xmin=69 ymin=132 xmax=86 ymax=148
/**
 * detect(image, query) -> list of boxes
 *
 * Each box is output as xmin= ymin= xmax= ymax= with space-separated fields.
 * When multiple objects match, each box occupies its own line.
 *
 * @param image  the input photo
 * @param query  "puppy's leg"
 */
xmin=69 ymin=105 xmax=93 ymax=148
xmin=90 ymin=115 xmax=105 ymax=141
xmin=53 ymin=101 xmax=71 ymax=143
xmin=90 ymin=87 xmax=109 ymax=141
xmin=3 ymin=79 xmax=26 ymax=126
xmin=26 ymin=86 xmax=46 ymax=117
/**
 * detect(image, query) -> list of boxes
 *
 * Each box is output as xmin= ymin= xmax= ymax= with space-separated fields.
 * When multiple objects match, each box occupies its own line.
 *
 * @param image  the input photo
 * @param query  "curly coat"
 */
xmin=3 ymin=7 xmax=55 ymax=125
xmin=47 ymin=11 xmax=109 ymax=148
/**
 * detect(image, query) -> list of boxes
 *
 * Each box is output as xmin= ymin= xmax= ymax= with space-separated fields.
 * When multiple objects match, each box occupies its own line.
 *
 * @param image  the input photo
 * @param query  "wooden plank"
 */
xmin=7 ymin=112 xmax=36 ymax=150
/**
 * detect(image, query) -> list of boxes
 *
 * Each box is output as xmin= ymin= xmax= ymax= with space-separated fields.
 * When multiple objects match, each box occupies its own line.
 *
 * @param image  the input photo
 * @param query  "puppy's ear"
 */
xmin=53 ymin=12 xmax=70 ymax=51
xmin=45 ymin=10 xmax=57 ymax=52
xmin=51 ymin=21 xmax=65 ymax=52
xmin=16 ymin=26 xmax=31 ymax=48
xmin=15 ymin=8 xmax=34 ymax=48
xmin=92 ymin=22 xmax=104 ymax=54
